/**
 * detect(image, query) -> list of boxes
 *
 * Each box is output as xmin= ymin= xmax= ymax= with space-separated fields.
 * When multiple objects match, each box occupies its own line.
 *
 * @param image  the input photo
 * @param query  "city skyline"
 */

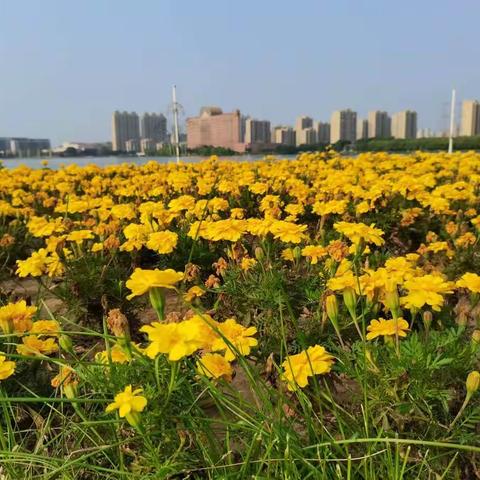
xmin=1 ymin=1 xmax=480 ymax=145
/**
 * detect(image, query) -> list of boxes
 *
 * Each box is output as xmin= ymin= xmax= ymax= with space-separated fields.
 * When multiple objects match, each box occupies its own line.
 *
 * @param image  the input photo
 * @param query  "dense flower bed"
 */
xmin=0 ymin=151 xmax=480 ymax=478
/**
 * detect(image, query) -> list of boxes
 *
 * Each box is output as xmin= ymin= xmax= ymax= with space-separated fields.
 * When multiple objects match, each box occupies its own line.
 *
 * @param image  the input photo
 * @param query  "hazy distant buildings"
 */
xmin=295 ymin=116 xmax=313 ymax=131
xmin=0 ymin=137 xmax=50 ymax=157
xmin=296 ymin=127 xmax=317 ymax=146
xmin=273 ymin=126 xmax=296 ymax=146
xmin=314 ymin=122 xmax=330 ymax=144
xmin=186 ymin=107 xmax=245 ymax=152
xmin=141 ymin=113 xmax=167 ymax=144
xmin=368 ymin=111 xmax=391 ymax=138
xmin=330 ymin=109 xmax=357 ymax=143
xmin=112 ymin=111 xmax=140 ymax=151
xmin=356 ymin=119 xmax=369 ymax=140
xmin=391 ymin=110 xmax=417 ymax=139
xmin=244 ymin=118 xmax=271 ymax=144
xmin=460 ymin=100 xmax=480 ymax=136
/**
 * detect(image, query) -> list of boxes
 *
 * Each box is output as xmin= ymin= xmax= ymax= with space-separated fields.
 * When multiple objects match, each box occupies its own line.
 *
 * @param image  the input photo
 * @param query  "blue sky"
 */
xmin=1 ymin=0 xmax=479 ymax=145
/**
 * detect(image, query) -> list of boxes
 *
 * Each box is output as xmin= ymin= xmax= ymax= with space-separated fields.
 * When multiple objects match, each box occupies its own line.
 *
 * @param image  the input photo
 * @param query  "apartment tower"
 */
xmin=330 ymin=109 xmax=357 ymax=143
xmin=391 ymin=110 xmax=417 ymax=139
xmin=112 ymin=111 xmax=140 ymax=151
xmin=460 ymin=100 xmax=480 ymax=136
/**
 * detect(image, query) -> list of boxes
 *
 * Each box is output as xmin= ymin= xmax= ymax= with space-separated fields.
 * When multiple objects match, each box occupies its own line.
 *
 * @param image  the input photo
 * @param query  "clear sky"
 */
xmin=1 ymin=0 xmax=479 ymax=146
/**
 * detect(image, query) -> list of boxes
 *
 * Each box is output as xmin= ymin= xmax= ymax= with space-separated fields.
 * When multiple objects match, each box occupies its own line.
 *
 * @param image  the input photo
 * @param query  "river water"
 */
xmin=1 ymin=154 xmax=297 ymax=170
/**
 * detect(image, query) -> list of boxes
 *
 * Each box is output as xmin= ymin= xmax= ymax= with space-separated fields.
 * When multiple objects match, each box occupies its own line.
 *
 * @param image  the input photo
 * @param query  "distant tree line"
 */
xmin=355 ymin=136 xmax=480 ymax=152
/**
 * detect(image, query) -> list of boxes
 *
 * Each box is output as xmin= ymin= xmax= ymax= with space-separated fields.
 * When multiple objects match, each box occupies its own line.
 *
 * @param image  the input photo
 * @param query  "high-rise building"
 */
xmin=315 ymin=122 xmax=331 ymax=144
xmin=391 ymin=110 xmax=417 ymax=139
xmin=330 ymin=109 xmax=357 ymax=143
xmin=295 ymin=116 xmax=313 ymax=131
xmin=460 ymin=100 xmax=480 ymax=136
xmin=356 ymin=119 xmax=369 ymax=140
xmin=112 ymin=111 xmax=140 ymax=151
xmin=273 ymin=126 xmax=296 ymax=146
xmin=141 ymin=113 xmax=167 ymax=143
xmin=368 ymin=111 xmax=391 ymax=138
xmin=186 ymin=107 xmax=245 ymax=152
xmin=244 ymin=118 xmax=271 ymax=144
xmin=296 ymin=127 xmax=317 ymax=146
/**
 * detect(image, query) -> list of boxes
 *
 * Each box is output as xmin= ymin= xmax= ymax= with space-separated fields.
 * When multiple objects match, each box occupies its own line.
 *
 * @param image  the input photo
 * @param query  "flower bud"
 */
xmin=472 ymin=330 xmax=480 ymax=344
xmin=59 ymin=334 xmax=74 ymax=354
xmin=384 ymin=288 xmax=401 ymax=319
xmin=125 ymin=411 xmax=142 ymax=429
xmin=63 ymin=383 xmax=78 ymax=400
xmin=423 ymin=311 xmax=433 ymax=330
xmin=254 ymin=246 xmax=264 ymax=261
xmin=343 ymin=287 xmax=357 ymax=319
xmin=293 ymin=246 xmax=301 ymax=260
xmin=325 ymin=295 xmax=339 ymax=324
xmin=466 ymin=371 xmax=480 ymax=395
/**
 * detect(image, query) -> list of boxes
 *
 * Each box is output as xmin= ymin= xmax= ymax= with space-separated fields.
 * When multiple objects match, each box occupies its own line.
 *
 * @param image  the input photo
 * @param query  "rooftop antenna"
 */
xmin=172 ymin=85 xmax=181 ymax=163
xmin=448 ymin=88 xmax=456 ymax=154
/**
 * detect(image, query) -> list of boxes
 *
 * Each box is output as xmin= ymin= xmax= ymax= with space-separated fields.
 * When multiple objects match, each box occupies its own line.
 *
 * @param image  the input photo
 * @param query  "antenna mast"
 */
xmin=172 ymin=85 xmax=180 ymax=163
xmin=448 ymin=88 xmax=456 ymax=154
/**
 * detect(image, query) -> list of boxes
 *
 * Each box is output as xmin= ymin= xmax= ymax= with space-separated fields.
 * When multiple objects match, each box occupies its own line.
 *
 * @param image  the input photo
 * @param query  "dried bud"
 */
xmin=107 ymin=309 xmax=130 ymax=338
xmin=423 ymin=311 xmax=433 ymax=329
xmin=456 ymin=312 xmax=468 ymax=327
xmin=184 ymin=263 xmax=200 ymax=282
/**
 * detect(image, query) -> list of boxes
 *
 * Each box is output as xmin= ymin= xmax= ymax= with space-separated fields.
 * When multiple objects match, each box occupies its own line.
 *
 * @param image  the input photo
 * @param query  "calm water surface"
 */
xmin=1 ymin=154 xmax=297 ymax=170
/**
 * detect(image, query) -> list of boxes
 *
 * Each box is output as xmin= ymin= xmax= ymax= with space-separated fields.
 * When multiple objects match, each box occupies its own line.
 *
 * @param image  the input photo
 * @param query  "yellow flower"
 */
xmin=281 ymin=345 xmax=334 ymax=391
xmin=16 ymin=249 xmax=48 ymax=277
xmin=146 ymin=231 xmax=178 ymax=254
xmin=17 ymin=336 xmax=59 ymax=356
xmin=29 ymin=320 xmax=61 ymax=337
xmin=105 ymin=385 xmax=147 ymax=418
xmin=140 ymin=315 xmax=216 ymax=361
xmin=301 ymin=245 xmax=327 ymax=264
xmin=269 ymin=220 xmax=307 ymax=244
xmin=0 ymin=300 xmax=36 ymax=334
xmin=211 ymin=318 xmax=258 ymax=361
xmin=51 ymin=365 xmax=78 ymax=389
xmin=401 ymin=274 xmax=454 ymax=311
xmin=184 ymin=286 xmax=205 ymax=302
xmin=196 ymin=353 xmax=233 ymax=381
xmin=457 ymin=273 xmax=480 ymax=293
xmin=66 ymin=230 xmax=94 ymax=243
xmin=366 ymin=318 xmax=409 ymax=340
xmin=0 ymin=354 xmax=15 ymax=380
xmin=240 ymin=257 xmax=257 ymax=271
xmin=126 ymin=268 xmax=184 ymax=300
xmin=281 ymin=248 xmax=295 ymax=262
xmin=334 ymin=221 xmax=384 ymax=246
xmin=96 ymin=344 xmax=131 ymax=364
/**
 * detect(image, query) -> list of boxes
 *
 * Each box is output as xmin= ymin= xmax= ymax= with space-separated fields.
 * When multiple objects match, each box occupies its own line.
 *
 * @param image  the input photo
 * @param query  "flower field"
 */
xmin=1 ymin=151 xmax=480 ymax=478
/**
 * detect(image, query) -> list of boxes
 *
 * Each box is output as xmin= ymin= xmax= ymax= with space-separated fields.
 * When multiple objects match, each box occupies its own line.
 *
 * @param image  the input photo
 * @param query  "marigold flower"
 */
xmin=196 ymin=353 xmax=233 ymax=381
xmin=211 ymin=318 xmax=258 ymax=361
xmin=366 ymin=318 xmax=409 ymax=340
xmin=282 ymin=345 xmax=334 ymax=391
xmin=0 ymin=300 xmax=36 ymax=334
xmin=29 ymin=320 xmax=61 ymax=337
xmin=17 ymin=336 xmax=59 ymax=356
xmin=0 ymin=354 xmax=15 ymax=380
xmin=126 ymin=268 xmax=184 ymax=300
xmin=146 ymin=231 xmax=178 ymax=254
xmin=269 ymin=220 xmax=307 ymax=244
xmin=456 ymin=273 xmax=480 ymax=293
xmin=401 ymin=274 xmax=454 ymax=311
xmin=334 ymin=221 xmax=385 ymax=246
xmin=105 ymin=385 xmax=147 ymax=419
xmin=301 ymin=245 xmax=327 ymax=264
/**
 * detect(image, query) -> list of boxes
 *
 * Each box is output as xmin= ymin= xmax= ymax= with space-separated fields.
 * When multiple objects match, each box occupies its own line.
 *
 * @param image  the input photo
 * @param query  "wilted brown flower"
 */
xmin=104 ymin=234 xmax=120 ymax=250
xmin=213 ymin=258 xmax=228 ymax=276
xmin=326 ymin=240 xmax=349 ymax=263
xmin=0 ymin=234 xmax=15 ymax=248
xmin=107 ymin=309 xmax=130 ymax=338
xmin=205 ymin=275 xmax=221 ymax=289
xmin=184 ymin=263 xmax=200 ymax=282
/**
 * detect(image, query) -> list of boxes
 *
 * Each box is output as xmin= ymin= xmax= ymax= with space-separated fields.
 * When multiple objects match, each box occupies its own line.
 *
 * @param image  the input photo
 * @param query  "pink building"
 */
xmin=186 ymin=107 xmax=245 ymax=152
